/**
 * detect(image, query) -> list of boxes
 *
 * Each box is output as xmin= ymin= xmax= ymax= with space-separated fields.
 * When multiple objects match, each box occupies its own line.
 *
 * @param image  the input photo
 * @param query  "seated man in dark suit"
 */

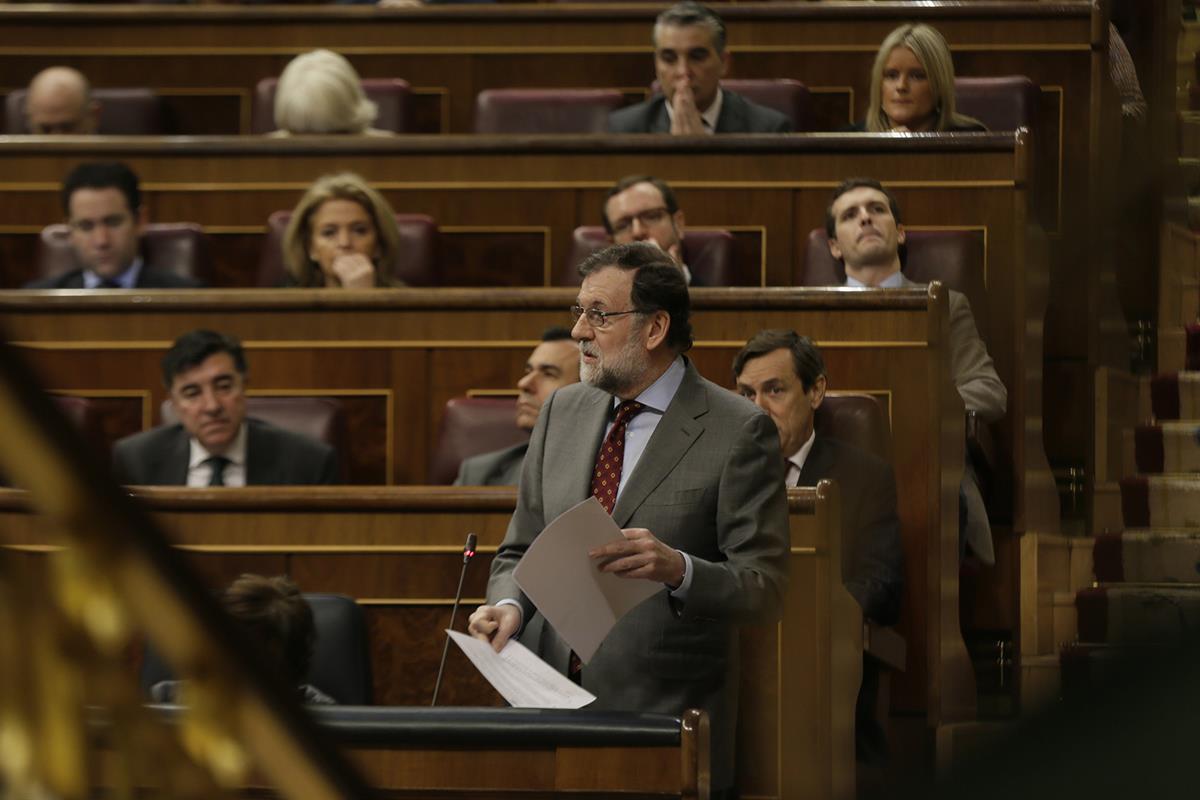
xmin=113 ymin=329 xmax=338 ymax=486
xmin=733 ymin=329 xmax=903 ymax=764
xmin=24 ymin=161 xmax=203 ymax=289
xmin=607 ymin=1 xmax=792 ymax=135
xmin=454 ymin=326 xmax=579 ymax=486
xmin=603 ymin=174 xmax=703 ymax=286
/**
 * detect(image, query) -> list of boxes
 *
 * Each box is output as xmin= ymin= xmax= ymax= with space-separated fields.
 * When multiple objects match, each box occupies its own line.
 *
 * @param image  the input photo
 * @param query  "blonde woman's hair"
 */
xmin=865 ymin=24 xmax=984 ymax=133
xmin=283 ymin=173 xmax=403 ymax=287
xmin=274 ymin=49 xmax=377 ymax=135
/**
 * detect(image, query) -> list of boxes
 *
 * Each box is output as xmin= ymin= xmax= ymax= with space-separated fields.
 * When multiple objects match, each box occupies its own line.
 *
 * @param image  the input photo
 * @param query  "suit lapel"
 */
xmin=160 ymin=427 xmax=191 ymax=485
xmin=796 ymin=436 xmax=835 ymax=487
xmin=547 ymin=389 xmax=611 ymax=510
xmin=714 ymin=91 xmax=745 ymax=133
xmin=649 ymin=98 xmax=671 ymax=133
xmin=244 ymin=420 xmax=267 ymax=485
xmin=611 ymin=363 xmax=706 ymax=526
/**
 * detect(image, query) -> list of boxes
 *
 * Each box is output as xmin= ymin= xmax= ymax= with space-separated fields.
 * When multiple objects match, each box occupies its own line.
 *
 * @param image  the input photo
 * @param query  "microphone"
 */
xmin=432 ymin=532 xmax=478 ymax=706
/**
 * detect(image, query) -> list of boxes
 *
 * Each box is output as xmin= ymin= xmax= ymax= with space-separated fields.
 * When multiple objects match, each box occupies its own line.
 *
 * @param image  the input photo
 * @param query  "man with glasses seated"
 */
xmin=24 ymin=161 xmax=204 ymax=289
xmin=603 ymin=174 xmax=705 ymax=286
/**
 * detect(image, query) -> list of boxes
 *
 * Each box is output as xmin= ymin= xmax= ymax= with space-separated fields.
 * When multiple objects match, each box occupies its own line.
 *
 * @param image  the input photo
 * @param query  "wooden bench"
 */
xmin=0 ymin=286 xmax=984 ymax=729
xmin=0 ymin=483 xmax=855 ymax=800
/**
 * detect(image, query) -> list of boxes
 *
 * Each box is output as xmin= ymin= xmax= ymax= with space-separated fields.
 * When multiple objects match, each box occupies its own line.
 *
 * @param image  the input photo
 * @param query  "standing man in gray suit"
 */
xmin=469 ymin=243 xmax=789 ymax=794
xmin=825 ymin=177 xmax=1007 ymax=564
xmin=607 ymin=2 xmax=792 ymax=135
xmin=453 ymin=326 xmax=579 ymax=486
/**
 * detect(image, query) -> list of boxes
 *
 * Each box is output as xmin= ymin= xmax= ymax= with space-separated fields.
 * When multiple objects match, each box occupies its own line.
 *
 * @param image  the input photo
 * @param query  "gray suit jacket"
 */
xmin=112 ymin=417 xmax=338 ymax=485
xmin=607 ymin=89 xmax=793 ymax=134
xmin=487 ymin=359 xmax=790 ymax=790
xmin=898 ymin=274 xmax=1005 ymax=563
xmin=453 ymin=442 xmax=528 ymax=487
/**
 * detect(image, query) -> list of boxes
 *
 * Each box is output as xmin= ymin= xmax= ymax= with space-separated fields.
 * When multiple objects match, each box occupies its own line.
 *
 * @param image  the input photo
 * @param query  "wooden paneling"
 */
xmin=0 ymin=287 xmax=980 ymax=734
xmin=0 ymin=135 xmax=1048 ymax=526
xmin=0 ymin=485 xmax=851 ymax=800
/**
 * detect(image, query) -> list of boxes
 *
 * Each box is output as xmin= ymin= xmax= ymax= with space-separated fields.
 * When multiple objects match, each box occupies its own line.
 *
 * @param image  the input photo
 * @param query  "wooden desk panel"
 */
xmin=0 ymin=135 xmax=1040 ymax=510
xmin=0 ymin=486 xmax=850 ymax=800
xmin=0 ymin=288 xmax=976 ymax=731
xmin=0 ymin=2 xmax=1095 ymax=231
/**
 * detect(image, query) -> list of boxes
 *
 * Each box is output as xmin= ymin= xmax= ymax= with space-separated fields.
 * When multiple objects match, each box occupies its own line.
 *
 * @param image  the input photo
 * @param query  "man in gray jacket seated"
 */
xmin=454 ymin=327 xmax=579 ymax=486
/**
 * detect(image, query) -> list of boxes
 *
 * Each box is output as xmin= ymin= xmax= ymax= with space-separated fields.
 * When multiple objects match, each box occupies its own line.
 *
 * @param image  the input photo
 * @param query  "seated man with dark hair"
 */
xmin=25 ymin=160 xmax=204 ymax=289
xmin=151 ymin=573 xmax=334 ymax=705
xmin=733 ymin=329 xmax=903 ymax=764
xmin=113 ymin=329 xmax=338 ymax=486
xmin=455 ymin=326 xmax=579 ymax=486
xmin=602 ymin=174 xmax=702 ymax=286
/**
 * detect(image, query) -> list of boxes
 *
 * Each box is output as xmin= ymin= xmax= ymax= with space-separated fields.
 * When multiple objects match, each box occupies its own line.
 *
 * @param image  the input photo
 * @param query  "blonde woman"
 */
xmin=860 ymin=24 xmax=985 ymax=133
xmin=272 ymin=49 xmax=391 ymax=136
xmin=282 ymin=173 xmax=403 ymax=288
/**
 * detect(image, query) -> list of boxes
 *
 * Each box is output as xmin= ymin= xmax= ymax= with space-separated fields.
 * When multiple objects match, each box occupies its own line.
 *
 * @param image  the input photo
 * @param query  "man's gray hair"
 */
xmin=653 ymin=2 xmax=727 ymax=54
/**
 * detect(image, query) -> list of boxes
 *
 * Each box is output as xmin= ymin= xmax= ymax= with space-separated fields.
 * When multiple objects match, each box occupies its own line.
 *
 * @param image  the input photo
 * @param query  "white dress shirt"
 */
xmin=186 ymin=423 xmax=248 ymax=487
xmin=784 ymin=431 xmax=817 ymax=488
xmin=83 ymin=257 xmax=144 ymax=289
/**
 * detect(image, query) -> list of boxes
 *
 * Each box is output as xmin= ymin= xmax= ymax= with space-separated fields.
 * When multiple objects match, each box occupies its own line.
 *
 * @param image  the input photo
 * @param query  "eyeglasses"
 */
xmin=570 ymin=305 xmax=640 ymax=329
xmin=610 ymin=206 xmax=670 ymax=236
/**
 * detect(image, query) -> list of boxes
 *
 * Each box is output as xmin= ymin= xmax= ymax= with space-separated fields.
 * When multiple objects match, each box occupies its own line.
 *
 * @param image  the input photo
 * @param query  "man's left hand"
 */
xmin=590 ymin=528 xmax=686 ymax=588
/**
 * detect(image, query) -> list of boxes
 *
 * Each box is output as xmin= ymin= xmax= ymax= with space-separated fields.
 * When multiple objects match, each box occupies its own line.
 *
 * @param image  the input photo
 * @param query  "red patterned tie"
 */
xmin=572 ymin=399 xmax=644 ymax=683
xmin=590 ymin=400 xmax=646 ymax=514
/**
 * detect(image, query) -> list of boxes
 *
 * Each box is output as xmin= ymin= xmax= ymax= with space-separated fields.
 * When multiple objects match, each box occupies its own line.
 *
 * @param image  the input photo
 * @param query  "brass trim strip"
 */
xmin=0 ymin=43 xmax=1093 ymax=56
xmin=16 ymin=339 xmax=930 ymax=351
xmin=0 ymin=180 xmax=1019 ymax=193
xmin=175 ymin=545 xmax=500 ymax=554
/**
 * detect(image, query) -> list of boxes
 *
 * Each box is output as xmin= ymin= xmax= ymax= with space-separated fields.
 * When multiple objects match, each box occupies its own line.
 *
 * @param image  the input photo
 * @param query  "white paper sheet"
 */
xmin=513 ymin=496 xmax=661 ymax=663
xmin=448 ymin=629 xmax=595 ymax=709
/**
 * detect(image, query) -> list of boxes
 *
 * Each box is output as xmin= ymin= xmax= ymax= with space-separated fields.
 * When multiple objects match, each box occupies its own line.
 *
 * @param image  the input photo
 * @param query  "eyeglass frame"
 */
xmin=570 ymin=304 xmax=643 ymax=329
xmin=608 ymin=206 xmax=672 ymax=237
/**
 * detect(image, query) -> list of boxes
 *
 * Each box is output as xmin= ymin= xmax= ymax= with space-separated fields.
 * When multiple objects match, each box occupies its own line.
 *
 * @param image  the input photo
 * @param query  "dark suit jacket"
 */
xmin=607 ymin=89 xmax=793 ymax=134
xmin=795 ymin=436 xmax=903 ymax=624
xmin=453 ymin=442 xmax=528 ymax=487
xmin=25 ymin=267 xmax=204 ymax=289
xmin=488 ymin=359 xmax=789 ymax=791
xmin=112 ymin=418 xmax=338 ymax=486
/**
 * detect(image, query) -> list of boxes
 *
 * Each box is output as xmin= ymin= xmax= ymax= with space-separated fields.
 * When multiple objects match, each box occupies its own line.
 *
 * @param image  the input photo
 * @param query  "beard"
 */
xmin=579 ymin=324 xmax=649 ymax=396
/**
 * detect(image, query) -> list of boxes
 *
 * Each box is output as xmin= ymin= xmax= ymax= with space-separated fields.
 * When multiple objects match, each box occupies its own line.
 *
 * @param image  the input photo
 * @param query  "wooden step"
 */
xmin=1094 ymin=529 xmax=1200 ymax=583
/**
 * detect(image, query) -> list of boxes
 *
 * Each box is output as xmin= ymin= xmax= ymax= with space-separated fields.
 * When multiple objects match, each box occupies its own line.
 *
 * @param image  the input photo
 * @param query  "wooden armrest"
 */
xmin=863 ymin=621 xmax=906 ymax=672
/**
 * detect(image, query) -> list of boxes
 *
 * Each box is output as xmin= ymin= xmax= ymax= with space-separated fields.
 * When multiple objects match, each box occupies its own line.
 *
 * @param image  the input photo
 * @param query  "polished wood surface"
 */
xmin=0 ymin=286 xmax=991 ymax=724
xmin=0 ymin=133 xmax=1057 ymax=534
xmin=0 ymin=486 xmax=846 ymax=800
xmin=0 ymin=2 xmax=1092 ymax=226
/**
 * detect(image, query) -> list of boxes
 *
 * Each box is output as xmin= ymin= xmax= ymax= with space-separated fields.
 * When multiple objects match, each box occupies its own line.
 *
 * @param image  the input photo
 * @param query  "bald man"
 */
xmin=25 ymin=67 xmax=99 ymax=135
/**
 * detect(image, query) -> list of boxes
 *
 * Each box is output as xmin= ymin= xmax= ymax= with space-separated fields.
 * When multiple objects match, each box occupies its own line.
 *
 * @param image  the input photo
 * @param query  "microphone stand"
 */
xmin=431 ymin=532 xmax=477 ymax=706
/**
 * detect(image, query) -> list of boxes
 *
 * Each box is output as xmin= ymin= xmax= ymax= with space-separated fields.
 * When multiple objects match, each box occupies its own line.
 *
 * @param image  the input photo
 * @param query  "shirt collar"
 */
xmin=664 ymin=87 xmax=723 ymax=134
xmin=613 ymin=355 xmax=687 ymax=414
xmin=83 ymin=256 xmax=143 ymax=289
xmin=845 ymin=269 xmax=905 ymax=289
xmin=786 ymin=430 xmax=817 ymax=473
xmin=188 ymin=422 xmax=248 ymax=470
